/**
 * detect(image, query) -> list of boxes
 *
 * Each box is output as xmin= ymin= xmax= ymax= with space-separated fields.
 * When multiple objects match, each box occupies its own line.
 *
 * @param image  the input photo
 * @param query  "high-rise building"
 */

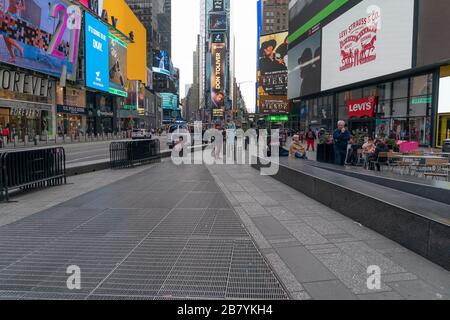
xmin=199 ymin=0 xmax=231 ymax=123
xmin=261 ymin=0 xmax=288 ymax=35
xmin=158 ymin=0 xmax=172 ymax=55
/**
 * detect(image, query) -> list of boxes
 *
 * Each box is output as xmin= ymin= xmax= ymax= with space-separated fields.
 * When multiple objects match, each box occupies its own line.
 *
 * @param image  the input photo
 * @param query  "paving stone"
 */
xmin=253 ymin=196 xmax=279 ymax=206
xmin=275 ymin=246 xmax=336 ymax=283
xmin=265 ymin=207 xmax=299 ymax=221
xmin=232 ymin=192 xmax=256 ymax=203
xmin=312 ymin=252 xmax=392 ymax=295
xmin=382 ymin=273 xmax=418 ymax=283
xmin=390 ymin=280 xmax=449 ymax=300
xmin=290 ymin=291 xmax=311 ymax=300
xmin=281 ymin=222 xmax=329 ymax=245
xmin=251 ymin=216 xmax=292 ymax=240
xmin=334 ymin=242 xmax=406 ymax=274
xmin=265 ymin=253 xmax=305 ymax=293
xmin=301 ymin=217 xmax=346 ymax=235
xmin=333 ymin=221 xmax=383 ymax=241
xmin=357 ymin=291 xmax=404 ymax=300
xmin=303 ymin=280 xmax=358 ymax=300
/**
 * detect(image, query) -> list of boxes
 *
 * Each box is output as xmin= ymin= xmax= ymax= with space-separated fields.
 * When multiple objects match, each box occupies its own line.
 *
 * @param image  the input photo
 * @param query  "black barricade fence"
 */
xmin=110 ymin=139 xmax=161 ymax=169
xmin=0 ymin=147 xmax=66 ymax=201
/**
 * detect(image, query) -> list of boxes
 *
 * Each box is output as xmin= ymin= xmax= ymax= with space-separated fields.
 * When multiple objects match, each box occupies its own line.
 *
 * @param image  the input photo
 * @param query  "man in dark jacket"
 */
xmin=333 ymin=121 xmax=351 ymax=166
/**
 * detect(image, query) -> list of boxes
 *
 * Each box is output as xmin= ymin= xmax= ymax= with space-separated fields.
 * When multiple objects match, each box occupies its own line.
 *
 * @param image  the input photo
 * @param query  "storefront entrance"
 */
xmin=348 ymin=118 xmax=375 ymax=137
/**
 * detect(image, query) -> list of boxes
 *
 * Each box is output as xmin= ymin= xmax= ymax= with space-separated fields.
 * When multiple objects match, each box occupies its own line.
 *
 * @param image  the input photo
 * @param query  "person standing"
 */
xmin=333 ymin=121 xmax=351 ymax=166
xmin=306 ymin=129 xmax=316 ymax=152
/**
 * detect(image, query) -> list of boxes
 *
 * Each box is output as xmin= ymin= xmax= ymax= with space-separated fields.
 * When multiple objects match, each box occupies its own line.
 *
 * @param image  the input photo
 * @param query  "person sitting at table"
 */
xmin=368 ymin=139 xmax=389 ymax=171
xmin=289 ymin=135 xmax=307 ymax=159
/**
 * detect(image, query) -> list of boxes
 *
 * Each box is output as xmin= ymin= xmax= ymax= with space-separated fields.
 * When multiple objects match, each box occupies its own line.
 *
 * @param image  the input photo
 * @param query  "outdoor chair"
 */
xmin=422 ymin=159 xmax=450 ymax=181
xmin=369 ymin=152 xmax=389 ymax=172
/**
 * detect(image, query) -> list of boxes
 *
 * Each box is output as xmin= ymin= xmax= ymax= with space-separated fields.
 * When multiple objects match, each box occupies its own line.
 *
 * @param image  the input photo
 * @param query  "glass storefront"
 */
xmin=296 ymin=72 xmax=435 ymax=146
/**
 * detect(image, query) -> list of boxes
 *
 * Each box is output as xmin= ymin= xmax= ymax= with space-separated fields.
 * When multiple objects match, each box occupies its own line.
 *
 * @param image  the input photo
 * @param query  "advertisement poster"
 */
xmin=288 ymin=30 xmax=321 ymax=99
xmin=85 ymin=12 xmax=109 ymax=92
xmin=211 ymin=41 xmax=226 ymax=108
xmin=212 ymin=0 xmax=224 ymax=12
xmin=209 ymin=13 xmax=227 ymax=30
xmin=416 ymin=0 xmax=450 ymax=67
xmin=109 ymin=33 xmax=127 ymax=97
xmin=259 ymin=32 xmax=288 ymax=96
xmin=152 ymin=50 xmax=171 ymax=76
xmin=0 ymin=0 xmax=81 ymax=78
xmin=79 ymin=0 xmax=103 ymax=16
xmin=321 ymin=0 xmax=414 ymax=91
xmin=260 ymin=96 xmax=289 ymax=114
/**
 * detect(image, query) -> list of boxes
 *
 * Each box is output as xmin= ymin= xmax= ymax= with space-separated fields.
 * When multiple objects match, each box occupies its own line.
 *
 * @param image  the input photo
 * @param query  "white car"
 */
xmin=132 ymin=129 xmax=152 ymax=140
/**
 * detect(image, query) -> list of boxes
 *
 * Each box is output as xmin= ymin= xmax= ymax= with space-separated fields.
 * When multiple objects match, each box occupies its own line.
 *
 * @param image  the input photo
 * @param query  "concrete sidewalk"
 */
xmin=0 ymin=159 xmax=448 ymax=300
xmin=207 ymin=164 xmax=450 ymax=300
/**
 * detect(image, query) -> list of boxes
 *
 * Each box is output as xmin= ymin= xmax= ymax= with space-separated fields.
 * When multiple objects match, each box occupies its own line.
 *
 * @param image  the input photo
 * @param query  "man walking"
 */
xmin=333 ymin=121 xmax=351 ymax=166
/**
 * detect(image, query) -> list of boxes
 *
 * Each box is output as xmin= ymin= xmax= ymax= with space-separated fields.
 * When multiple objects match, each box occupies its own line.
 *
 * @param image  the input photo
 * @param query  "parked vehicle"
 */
xmin=132 ymin=129 xmax=152 ymax=140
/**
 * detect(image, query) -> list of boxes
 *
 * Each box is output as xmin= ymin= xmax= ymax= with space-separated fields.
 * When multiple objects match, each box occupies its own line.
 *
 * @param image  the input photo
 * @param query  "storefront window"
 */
xmin=393 ymin=78 xmax=409 ymax=99
xmin=392 ymin=99 xmax=408 ymax=117
xmin=410 ymin=74 xmax=433 ymax=97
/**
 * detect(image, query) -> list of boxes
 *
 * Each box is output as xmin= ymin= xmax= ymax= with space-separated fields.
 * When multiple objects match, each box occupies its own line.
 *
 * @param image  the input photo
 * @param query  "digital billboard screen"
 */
xmin=108 ymin=33 xmax=127 ymax=97
xmin=259 ymin=32 xmax=288 ymax=96
xmin=152 ymin=50 xmax=171 ymax=76
xmin=321 ymin=0 xmax=414 ymax=91
xmin=416 ymin=0 xmax=450 ymax=67
xmin=85 ymin=12 xmax=109 ymax=92
xmin=0 ymin=0 xmax=81 ymax=78
xmin=211 ymin=42 xmax=226 ymax=108
xmin=209 ymin=13 xmax=227 ymax=30
xmin=212 ymin=0 xmax=224 ymax=12
xmin=288 ymin=30 xmax=321 ymax=99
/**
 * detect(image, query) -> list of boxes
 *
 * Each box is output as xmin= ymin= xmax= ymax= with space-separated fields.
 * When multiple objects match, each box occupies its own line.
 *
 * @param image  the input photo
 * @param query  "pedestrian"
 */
xmin=306 ymin=129 xmax=316 ymax=152
xmin=2 ymin=125 xmax=11 ymax=144
xmin=333 ymin=120 xmax=351 ymax=166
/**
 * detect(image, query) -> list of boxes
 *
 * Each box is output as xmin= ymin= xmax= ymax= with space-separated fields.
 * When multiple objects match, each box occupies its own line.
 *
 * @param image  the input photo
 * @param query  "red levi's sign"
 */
xmin=346 ymin=96 xmax=378 ymax=118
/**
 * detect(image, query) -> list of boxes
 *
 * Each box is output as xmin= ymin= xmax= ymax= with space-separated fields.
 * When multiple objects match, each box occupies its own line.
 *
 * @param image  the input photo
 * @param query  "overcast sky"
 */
xmin=172 ymin=0 xmax=257 ymax=112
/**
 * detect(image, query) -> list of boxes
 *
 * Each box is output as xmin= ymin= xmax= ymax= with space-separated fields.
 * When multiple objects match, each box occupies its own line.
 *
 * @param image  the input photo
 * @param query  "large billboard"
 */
xmin=103 ymin=0 xmax=147 ymax=84
xmin=79 ymin=0 xmax=103 ymax=16
xmin=211 ymin=41 xmax=226 ymax=108
xmin=416 ymin=0 xmax=450 ymax=68
xmin=108 ymin=33 xmax=127 ymax=97
xmin=212 ymin=0 xmax=224 ymax=12
xmin=258 ymin=31 xmax=289 ymax=113
xmin=85 ymin=12 xmax=109 ymax=92
xmin=288 ymin=30 xmax=321 ymax=99
xmin=152 ymin=50 xmax=171 ymax=76
xmin=209 ymin=13 xmax=227 ymax=30
xmin=321 ymin=0 xmax=414 ymax=91
xmin=0 ymin=0 xmax=81 ymax=78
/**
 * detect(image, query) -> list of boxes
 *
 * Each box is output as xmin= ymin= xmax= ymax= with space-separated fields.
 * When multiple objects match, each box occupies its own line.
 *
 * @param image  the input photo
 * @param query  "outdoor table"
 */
xmin=399 ymin=155 xmax=448 ymax=165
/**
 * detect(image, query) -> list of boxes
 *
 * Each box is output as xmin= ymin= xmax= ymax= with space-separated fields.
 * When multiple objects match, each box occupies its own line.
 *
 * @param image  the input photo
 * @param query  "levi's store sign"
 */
xmin=347 ymin=96 xmax=378 ymax=118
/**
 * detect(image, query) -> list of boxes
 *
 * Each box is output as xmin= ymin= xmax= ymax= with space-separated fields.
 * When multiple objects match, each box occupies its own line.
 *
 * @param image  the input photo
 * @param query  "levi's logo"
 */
xmin=347 ymin=96 xmax=377 ymax=118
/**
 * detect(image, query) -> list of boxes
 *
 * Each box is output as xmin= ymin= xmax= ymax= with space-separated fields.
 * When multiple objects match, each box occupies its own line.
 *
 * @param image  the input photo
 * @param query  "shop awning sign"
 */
xmin=346 ymin=96 xmax=377 ymax=118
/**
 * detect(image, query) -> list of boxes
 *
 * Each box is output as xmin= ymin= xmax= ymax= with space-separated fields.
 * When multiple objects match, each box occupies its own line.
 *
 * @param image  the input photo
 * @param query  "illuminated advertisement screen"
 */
xmin=79 ymin=0 xmax=103 ymax=16
xmin=209 ymin=13 xmax=227 ymax=30
xmin=259 ymin=32 xmax=288 ymax=96
xmin=212 ymin=0 xmax=224 ymax=12
xmin=0 ymin=0 xmax=81 ymax=78
xmin=416 ymin=0 xmax=450 ymax=67
xmin=211 ymin=42 xmax=226 ymax=108
xmin=85 ymin=12 xmax=109 ymax=92
xmin=152 ymin=50 xmax=171 ymax=76
xmin=108 ymin=33 xmax=127 ymax=97
xmin=288 ymin=30 xmax=321 ymax=99
xmin=321 ymin=0 xmax=414 ymax=91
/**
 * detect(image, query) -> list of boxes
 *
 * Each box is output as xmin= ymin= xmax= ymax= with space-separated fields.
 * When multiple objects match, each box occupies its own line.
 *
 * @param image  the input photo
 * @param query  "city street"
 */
xmin=0 ymin=159 xmax=448 ymax=300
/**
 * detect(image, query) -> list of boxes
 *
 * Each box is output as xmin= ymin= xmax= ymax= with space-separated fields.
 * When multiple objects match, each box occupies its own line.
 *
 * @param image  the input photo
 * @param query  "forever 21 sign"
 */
xmin=0 ymin=68 xmax=54 ymax=98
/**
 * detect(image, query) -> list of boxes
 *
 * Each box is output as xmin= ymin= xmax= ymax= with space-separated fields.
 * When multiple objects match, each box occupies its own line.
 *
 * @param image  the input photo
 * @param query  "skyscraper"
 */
xmin=200 ymin=0 xmax=231 ymax=123
xmin=261 ymin=0 xmax=288 ymax=35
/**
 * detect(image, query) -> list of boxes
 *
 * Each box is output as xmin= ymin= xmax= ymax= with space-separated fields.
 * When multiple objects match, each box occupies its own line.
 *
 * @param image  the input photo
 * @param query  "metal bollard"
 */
xmin=24 ymin=135 xmax=28 ymax=145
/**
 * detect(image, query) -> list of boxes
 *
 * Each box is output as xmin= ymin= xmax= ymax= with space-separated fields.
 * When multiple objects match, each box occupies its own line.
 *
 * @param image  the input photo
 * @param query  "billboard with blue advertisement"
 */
xmin=0 ymin=0 xmax=81 ymax=79
xmin=85 ymin=12 xmax=109 ymax=92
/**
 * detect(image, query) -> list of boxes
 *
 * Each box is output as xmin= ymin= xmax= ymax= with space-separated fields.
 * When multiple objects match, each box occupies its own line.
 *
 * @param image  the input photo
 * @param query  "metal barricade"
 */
xmin=0 ymin=147 xmax=66 ymax=201
xmin=110 ymin=140 xmax=161 ymax=169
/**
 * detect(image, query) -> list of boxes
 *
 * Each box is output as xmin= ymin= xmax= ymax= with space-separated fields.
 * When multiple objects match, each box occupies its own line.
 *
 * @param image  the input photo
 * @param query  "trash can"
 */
xmin=443 ymin=139 xmax=450 ymax=153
